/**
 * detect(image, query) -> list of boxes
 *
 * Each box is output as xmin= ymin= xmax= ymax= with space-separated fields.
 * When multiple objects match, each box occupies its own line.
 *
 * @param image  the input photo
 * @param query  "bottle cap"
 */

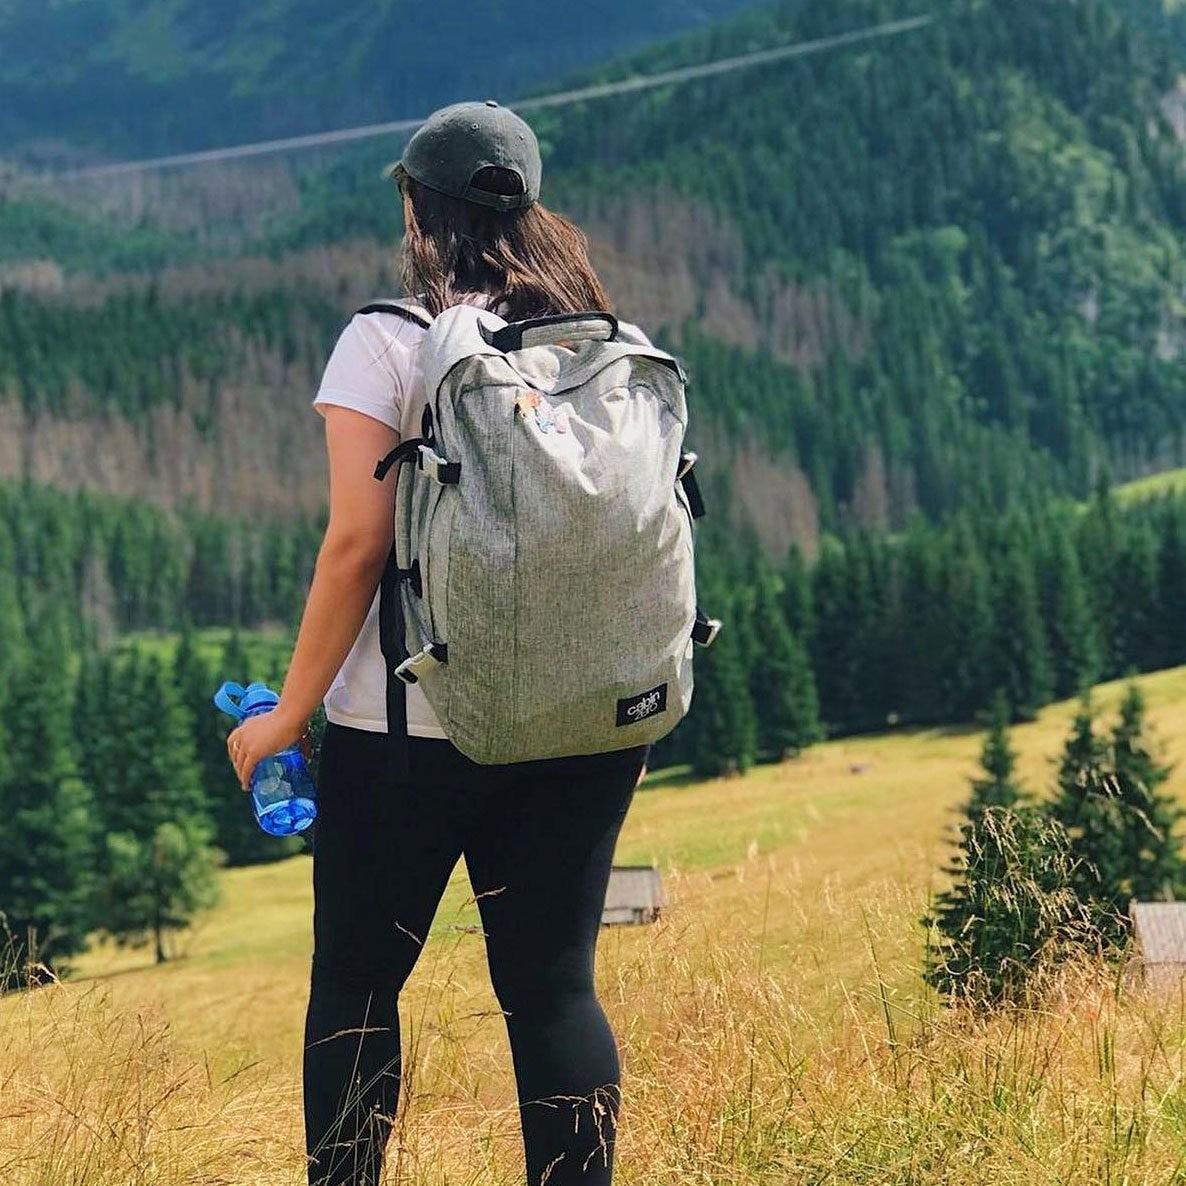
xmin=239 ymin=683 xmax=279 ymax=715
xmin=213 ymin=680 xmax=279 ymax=720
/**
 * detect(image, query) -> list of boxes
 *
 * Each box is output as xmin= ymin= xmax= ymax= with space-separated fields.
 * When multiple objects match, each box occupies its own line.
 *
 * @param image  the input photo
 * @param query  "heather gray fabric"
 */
xmin=393 ymin=303 xmax=699 ymax=764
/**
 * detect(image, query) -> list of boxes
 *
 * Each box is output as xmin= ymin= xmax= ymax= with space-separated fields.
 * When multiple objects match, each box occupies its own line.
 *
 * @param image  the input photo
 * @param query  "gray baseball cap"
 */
xmin=391 ymin=100 xmax=541 ymax=211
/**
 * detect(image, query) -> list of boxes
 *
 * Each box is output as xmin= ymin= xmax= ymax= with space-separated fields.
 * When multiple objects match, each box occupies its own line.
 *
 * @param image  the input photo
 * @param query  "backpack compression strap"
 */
xmin=678 ymin=452 xmax=706 ymax=520
xmin=373 ymin=436 xmax=430 ymax=782
xmin=373 ymin=431 xmax=463 ymax=778
xmin=377 ymin=548 xmax=412 ymax=780
xmin=678 ymin=452 xmax=718 ymax=646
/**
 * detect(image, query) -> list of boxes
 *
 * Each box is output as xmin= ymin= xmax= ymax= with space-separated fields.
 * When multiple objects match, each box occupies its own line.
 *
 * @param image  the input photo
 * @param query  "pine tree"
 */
xmin=781 ymin=544 xmax=815 ymax=646
xmin=1106 ymin=684 xmax=1185 ymax=904
xmin=1156 ymin=503 xmax=1186 ymax=669
xmin=892 ymin=527 xmax=948 ymax=725
xmin=811 ymin=538 xmax=881 ymax=733
xmin=1113 ymin=521 xmax=1161 ymax=675
xmin=924 ymin=805 xmax=1086 ymax=1008
xmin=747 ymin=581 xmax=821 ymax=760
xmin=73 ymin=648 xmax=120 ymax=807
xmin=0 ymin=647 xmax=97 ymax=987
xmin=1047 ymin=687 xmax=1183 ymax=949
xmin=0 ymin=517 xmax=25 ymax=688
xmin=1077 ymin=483 xmax=1123 ymax=679
xmin=1050 ymin=695 xmax=1108 ymax=828
xmin=91 ymin=649 xmax=221 ymax=961
xmin=1049 ymin=696 xmax=1110 ymax=929
xmin=939 ymin=520 xmax=996 ymax=721
xmin=221 ymin=628 xmax=253 ymax=695
xmin=1040 ymin=526 xmax=1102 ymax=699
xmin=988 ymin=537 xmax=1053 ymax=720
xmin=86 ymin=650 xmax=176 ymax=837
xmin=972 ymin=328 xmax=1025 ymax=430
xmin=966 ymin=691 xmax=1027 ymax=817
xmin=99 ymin=822 xmax=220 ymax=965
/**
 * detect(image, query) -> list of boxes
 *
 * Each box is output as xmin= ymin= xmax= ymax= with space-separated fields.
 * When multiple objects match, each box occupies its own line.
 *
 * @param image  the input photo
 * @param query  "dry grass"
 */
xmin=6 ymin=668 xmax=1186 ymax=1182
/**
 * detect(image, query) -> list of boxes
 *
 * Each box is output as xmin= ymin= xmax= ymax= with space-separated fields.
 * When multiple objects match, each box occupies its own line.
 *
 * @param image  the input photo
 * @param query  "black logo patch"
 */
xmin=616 ymin=683 xmax=668 ymax=727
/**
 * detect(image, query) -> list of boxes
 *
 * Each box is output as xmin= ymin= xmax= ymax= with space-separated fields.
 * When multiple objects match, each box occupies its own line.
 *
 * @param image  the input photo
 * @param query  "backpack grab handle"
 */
xmin=484 ymin=313 xmax=619 ymax=353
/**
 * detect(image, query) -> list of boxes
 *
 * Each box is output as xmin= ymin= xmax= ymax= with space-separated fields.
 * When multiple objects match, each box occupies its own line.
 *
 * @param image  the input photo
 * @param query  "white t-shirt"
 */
xmin=312 ymin=296 xmax=651 ymax=739
xmin=312 ymin=299 xmax=488 ymax=738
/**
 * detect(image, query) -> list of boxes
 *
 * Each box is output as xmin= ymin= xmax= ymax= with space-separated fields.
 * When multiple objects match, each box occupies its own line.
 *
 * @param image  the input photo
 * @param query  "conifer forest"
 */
xmin=6 ymin=0 xmax=1186 ymax=986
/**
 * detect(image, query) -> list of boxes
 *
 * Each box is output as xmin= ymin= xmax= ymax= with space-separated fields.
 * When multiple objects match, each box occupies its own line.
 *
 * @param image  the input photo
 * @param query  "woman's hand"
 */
xmin=227 ymin=707 xmax=307 ymax=792
xmin=224 ymin=406 xmax=396 ymax=796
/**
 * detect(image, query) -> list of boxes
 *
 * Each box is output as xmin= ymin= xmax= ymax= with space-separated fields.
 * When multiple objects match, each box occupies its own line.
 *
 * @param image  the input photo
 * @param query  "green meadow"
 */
xmin=6 ymin=669 xmax=1186 ymax=1183
xmin=1116 ymin=468 xmax=1186 ymax=503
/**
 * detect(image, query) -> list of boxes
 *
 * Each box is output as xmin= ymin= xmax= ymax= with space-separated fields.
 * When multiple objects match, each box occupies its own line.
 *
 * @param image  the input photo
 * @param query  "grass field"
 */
xmin=6 ymin=671 xmax=1186 ymax=1183
xmin=1116 ymin=467 xmax=1186 ymax=502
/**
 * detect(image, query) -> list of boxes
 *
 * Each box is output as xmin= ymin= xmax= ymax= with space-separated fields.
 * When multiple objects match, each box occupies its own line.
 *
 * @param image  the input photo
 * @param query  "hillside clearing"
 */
xmin=5 ymin=669 xmax=1186 ymax=1182
xmin=1117 ymin=467 xmax=1186 ymax=502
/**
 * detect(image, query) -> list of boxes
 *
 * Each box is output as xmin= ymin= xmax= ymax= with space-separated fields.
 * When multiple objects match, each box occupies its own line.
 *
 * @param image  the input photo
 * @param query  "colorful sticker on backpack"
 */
xmin=514 ymin=390 xmax=566 ymax=434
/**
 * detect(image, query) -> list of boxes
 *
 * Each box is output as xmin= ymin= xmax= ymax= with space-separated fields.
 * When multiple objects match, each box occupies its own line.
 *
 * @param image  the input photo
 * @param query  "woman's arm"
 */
xmin=227 ymin=405 xmax=400 ymax=789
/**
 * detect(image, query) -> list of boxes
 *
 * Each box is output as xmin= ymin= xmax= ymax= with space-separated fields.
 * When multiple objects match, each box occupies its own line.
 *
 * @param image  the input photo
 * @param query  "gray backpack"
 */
xmin=364 ymin=299 xmax=719 ymax=767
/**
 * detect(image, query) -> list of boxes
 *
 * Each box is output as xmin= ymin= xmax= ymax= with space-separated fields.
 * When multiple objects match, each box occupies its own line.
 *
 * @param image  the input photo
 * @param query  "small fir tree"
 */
xmin=924 ymin=805 xmax=1088 ymax=1008
xmin=1050 ymin=694 xmax=1108 ymax=829
xmin=966 ymin=691 xmax=1027 ymax=817
xmin=1104 ymin=684 xmax=1184 ymax=904
xmin=1048 ymin=686 xmax=1184 ymax=949
xmin=1048 ymin=694 xmax=1118 ymax=938
xmin=99 ymin=822 xmax=220 ymax=964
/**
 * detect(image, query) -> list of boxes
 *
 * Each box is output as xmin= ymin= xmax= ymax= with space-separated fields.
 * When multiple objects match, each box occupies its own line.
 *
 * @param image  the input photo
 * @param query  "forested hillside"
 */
xmin=7 ymin=0 xmax=1186 ymax=690
xmin=5 ymin=0 xmax=1186 ymax=549
xmin=0 ymin=0 xmax=765 ymax=162
xmin=11 ymin=0 xmax=1186 ymax=985
xmin=546 ymin=0 xmax=1186 ymax=521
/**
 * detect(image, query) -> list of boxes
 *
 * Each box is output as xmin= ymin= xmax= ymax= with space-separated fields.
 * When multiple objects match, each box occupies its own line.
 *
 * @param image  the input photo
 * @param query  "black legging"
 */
xmin=303 ymin=722 xmax=648 ymax=1186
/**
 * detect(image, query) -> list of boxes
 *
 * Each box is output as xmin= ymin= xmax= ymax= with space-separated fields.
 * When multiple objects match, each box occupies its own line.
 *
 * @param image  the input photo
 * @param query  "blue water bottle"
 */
xmin=214 ymin=681 xmax=317 ymax=836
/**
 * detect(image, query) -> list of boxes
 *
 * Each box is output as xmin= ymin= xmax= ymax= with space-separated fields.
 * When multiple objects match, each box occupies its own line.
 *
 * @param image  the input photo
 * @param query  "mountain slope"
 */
xmin=1114 ymin=0 xmax=1186 ymax=52
xmin=5 ymin=0 xmax=1186 ymax=556
xmin=536 ymin=0 xmax=1186 ymax=528
xmin=0 ymin=0 xmax=766 ymax=162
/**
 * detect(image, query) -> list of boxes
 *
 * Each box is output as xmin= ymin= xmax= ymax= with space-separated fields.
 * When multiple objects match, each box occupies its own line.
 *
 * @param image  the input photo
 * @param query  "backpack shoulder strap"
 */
xmin=353 ymin=298 xmax=434 ymax=329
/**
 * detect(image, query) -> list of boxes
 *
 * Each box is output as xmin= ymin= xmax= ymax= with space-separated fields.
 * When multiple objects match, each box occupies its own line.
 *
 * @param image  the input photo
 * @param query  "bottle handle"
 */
xmin=214 ymin=681 xmax=248 ymax=720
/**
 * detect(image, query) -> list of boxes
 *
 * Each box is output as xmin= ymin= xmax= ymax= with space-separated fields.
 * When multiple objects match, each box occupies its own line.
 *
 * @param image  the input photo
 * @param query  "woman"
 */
xmin=226 ymin=100 xmax=650 ymax=1186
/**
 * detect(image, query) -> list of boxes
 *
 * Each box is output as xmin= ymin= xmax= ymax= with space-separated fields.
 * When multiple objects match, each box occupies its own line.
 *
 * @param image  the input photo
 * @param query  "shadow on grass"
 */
xmin=638 ymin=763 xmax=699 ymax=791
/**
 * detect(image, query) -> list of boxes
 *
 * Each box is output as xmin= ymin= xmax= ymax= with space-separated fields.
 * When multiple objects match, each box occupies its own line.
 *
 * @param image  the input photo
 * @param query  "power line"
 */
xmin=39 ymin=14 xmax=934 ymax=183
xmin=516 ymin=14 xmax=933 ymax=113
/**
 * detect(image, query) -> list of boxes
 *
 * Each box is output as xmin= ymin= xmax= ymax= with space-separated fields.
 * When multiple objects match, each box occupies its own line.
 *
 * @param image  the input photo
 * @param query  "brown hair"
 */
xmin=395 ymin=164 xmax=613 ymax=322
